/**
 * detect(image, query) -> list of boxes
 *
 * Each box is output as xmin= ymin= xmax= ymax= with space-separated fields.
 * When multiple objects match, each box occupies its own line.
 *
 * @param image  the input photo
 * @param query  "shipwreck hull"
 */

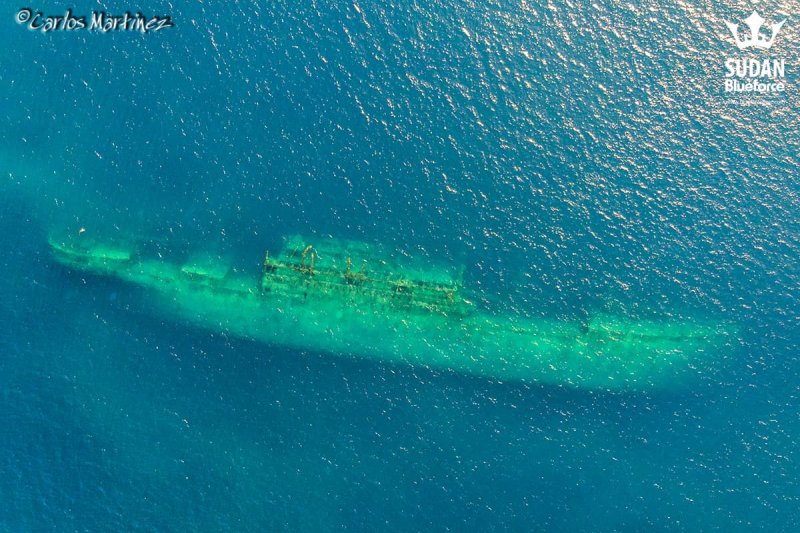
xmin=49 ymin=233 xmax=735 ymax=390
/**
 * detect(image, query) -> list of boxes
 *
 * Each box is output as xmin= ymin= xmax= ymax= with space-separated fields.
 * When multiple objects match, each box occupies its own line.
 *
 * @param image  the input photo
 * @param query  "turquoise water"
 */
xmin=2 ymin=0 xmax=798 ymax=530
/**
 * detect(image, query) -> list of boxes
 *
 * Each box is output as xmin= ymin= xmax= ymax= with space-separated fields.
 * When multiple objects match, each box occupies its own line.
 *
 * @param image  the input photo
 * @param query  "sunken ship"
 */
xmin=49 ymin=231 xmax=735 ymax=390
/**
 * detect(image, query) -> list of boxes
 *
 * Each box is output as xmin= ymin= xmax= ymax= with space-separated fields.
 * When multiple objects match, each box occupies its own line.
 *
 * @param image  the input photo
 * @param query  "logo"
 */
xmin=725 ymin=11 xmax=786 ymax=50
xmin=721 ymin=8 xmax=789 ymax=97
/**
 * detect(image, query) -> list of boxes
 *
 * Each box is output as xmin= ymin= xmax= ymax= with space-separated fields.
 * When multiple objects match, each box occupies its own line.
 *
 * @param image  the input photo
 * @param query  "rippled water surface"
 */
xmin=1 ymin=0 xmax=798 ymax=530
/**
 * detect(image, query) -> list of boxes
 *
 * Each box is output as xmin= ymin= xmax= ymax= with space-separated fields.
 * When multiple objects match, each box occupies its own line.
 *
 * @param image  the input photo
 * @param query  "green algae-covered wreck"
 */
xmin=50 ymin=232 xmax=735 ymax=391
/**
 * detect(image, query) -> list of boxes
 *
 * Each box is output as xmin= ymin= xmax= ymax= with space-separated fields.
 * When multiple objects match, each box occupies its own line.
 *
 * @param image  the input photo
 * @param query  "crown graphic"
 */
xmin=725 ymin=11 xmax=787 ymax=50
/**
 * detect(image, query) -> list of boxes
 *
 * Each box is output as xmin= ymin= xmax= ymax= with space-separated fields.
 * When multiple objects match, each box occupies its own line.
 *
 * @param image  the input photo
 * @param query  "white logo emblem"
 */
xmin=725 ymin=11 xmax=786 ymax=50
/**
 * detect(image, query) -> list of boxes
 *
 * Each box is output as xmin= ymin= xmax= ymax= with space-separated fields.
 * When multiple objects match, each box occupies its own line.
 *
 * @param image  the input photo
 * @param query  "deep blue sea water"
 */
xmin=1 ymin=0 xmax=798 ymax=530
